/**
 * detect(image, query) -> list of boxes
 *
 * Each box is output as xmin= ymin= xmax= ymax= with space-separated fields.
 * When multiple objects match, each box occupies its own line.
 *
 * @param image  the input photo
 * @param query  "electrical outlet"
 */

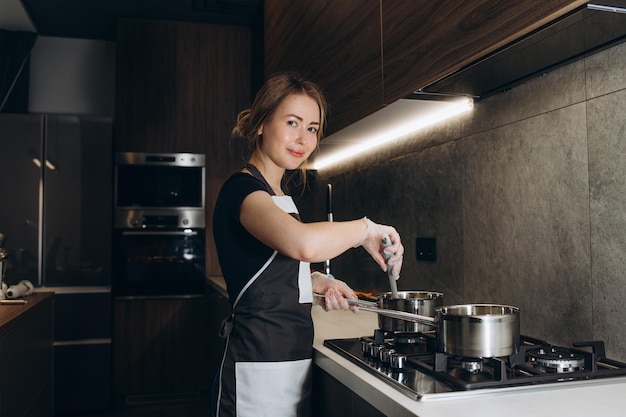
xmin=416 ymin=237 xmax=437 ymax=262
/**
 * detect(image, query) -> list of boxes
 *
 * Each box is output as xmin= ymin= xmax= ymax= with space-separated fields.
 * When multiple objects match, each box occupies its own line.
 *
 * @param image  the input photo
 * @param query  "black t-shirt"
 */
xmin=212 ymin=172 xmax=276 ymax=303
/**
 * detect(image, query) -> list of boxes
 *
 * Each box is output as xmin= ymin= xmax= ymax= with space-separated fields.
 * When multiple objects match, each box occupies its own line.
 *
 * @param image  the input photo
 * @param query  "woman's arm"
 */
xmin=239 ymin=190 xmax=403 ymax=272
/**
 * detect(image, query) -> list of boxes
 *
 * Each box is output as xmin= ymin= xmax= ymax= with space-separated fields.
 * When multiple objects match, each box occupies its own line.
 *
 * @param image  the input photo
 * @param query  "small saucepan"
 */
xmin=375 ymin=291 xmax=444 ymax=333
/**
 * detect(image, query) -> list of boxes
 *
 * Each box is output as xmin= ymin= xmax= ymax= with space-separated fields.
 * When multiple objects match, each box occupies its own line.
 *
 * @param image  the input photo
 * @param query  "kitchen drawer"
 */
xmin=313 ymin=365 xmax=385 ymax=417
xmin=53 ymin=288 xmax=111 ymax=340
xmin=51 ymin=287 xmax=112 ymax=413
xmin=54 ymin=342 xmax=111 ymax=413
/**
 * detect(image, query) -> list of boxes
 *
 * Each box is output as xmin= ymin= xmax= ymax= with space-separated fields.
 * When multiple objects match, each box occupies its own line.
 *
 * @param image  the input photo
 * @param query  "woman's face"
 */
xmin=257 ymin=94 xmax=320 ymax=170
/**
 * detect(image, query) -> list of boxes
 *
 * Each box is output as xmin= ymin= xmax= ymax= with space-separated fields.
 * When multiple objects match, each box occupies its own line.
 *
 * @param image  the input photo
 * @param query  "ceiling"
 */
xmin=1 ymin=0 xmax=263 ymax=40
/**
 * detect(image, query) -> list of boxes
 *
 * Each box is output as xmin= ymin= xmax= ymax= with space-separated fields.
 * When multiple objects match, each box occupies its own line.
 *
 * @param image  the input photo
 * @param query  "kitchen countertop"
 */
xmin=206 ymin=275 xmax=228 ymax=298
xmin=312 ymin=306 xmax=626 ymax=417
xmin=0 ymin=292 xmax=54 ymax=337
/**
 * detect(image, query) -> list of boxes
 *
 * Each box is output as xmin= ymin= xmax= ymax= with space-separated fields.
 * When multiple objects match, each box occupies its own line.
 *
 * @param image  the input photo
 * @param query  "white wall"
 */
xmin=29 ymin=36 xmax=115 ymax=117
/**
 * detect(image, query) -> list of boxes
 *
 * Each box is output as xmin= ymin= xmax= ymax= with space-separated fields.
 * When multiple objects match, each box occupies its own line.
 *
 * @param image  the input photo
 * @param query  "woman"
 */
xmin=212 ymin=72 xmax=404 ymax=417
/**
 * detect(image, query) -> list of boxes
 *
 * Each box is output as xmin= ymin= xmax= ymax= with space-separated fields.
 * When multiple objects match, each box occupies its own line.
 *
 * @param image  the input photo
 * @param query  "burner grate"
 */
xmin=323 ymin=332 xmax=626 ymax=399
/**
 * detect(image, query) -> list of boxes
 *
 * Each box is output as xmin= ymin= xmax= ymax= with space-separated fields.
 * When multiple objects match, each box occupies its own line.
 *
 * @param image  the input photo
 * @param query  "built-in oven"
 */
xmin=112 ymin=228 xmax=205 ymax=296
xmin=112 ymin=152 xmax=206 ymax=297
xmin=114 ymin=152 xmax=205 ymax=227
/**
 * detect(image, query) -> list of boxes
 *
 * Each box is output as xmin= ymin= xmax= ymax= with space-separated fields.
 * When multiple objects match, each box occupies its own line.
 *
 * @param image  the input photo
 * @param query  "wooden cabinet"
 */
xmin=115 ymin=18 xmax=252 ymax=155
xmin=264 ymin=0 xmax=382 ymax=134
xmin=0 ymin=293 xmax=54 ymax=417
xmin=264 ymin=0 xmax=585 ymax=135
xmin=312 ymin=365 xmax=385 ymax=417
xmin=112 ymin=296 xmax=209 ymax=405
xmin=381 ymin=0 xmax=586 ymax=103
xmin=206 ymin=283 xmax=231 ymax=381
xmin=53 ymin=290 xmax=112 ymax=414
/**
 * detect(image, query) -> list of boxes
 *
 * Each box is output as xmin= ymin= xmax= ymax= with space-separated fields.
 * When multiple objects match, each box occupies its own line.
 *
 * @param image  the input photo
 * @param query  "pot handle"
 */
xmin=313 ymin=292 xmax=376 ymax=307
xmin=356 ymin=305 xmax=437 ymax=326
xmin=313 ymin=292 xmax=436 ymax=326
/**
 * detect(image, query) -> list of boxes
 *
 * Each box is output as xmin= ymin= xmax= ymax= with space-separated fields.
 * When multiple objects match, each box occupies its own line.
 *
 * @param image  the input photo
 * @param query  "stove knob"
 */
xmin=390 ymin=352 xmax=408 ymax=369
xmin=370 ymin=343 xmax=384 ymax=358
xmin=379 ymin=348 xmax=396 ymax=363
xmin=361 ymin=340 xmax=372 ymax=354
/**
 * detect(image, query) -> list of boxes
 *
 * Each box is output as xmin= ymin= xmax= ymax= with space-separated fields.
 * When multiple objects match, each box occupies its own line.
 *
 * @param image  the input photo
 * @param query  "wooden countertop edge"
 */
xmin=0 ymin=292 xmax=55 ymax=337
xmin=206 ymin=275 xmax=228 ymax=299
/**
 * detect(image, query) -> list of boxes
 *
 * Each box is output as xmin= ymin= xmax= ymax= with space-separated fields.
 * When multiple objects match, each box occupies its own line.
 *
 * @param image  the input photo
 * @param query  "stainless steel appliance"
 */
xmin=325 ymin=329 xmax=626 ymax=400
xmin=114 ymin=152 xmax=205 ymax=229
xmin=112 ymin=152 xmax=206 ymax=296
xmin=112 ymin=228 xmax=205 ymax=296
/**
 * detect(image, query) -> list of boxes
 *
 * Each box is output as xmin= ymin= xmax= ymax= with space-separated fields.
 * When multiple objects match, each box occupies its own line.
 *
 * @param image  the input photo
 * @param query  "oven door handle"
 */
xmin=121 ymin=230 xmax=199 ymax=236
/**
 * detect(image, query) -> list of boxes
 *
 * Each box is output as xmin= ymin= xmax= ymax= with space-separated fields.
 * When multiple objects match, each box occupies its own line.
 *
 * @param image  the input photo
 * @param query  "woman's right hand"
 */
xmin=357 ymin=217 xmax=404 ymax=277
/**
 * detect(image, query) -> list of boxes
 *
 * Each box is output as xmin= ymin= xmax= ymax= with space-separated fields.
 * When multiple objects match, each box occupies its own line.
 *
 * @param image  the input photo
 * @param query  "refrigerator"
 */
xmin=0 ymin=113 xmax=113 ymax=413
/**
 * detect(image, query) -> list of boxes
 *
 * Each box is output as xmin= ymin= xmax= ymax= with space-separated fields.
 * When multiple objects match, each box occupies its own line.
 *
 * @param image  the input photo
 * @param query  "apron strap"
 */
xmin=246 ymin=163 xmax=276 ymax=196
xmin=218 ymin=315 xmax=234 ymax=339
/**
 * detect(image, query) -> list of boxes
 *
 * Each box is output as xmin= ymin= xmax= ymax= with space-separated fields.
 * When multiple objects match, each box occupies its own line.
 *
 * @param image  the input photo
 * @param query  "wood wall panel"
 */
xmin=265 ymin=0 xmax=382 ymax=134
xmin=382 ymin=0 xmax=587 ymax=104
xmin=115 ymin=18 xmax=252 ymax=155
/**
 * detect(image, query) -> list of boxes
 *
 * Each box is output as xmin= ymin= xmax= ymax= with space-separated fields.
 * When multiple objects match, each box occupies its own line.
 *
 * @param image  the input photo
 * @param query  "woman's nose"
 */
xmin=296 ymin=129 xmax=306 ymax=143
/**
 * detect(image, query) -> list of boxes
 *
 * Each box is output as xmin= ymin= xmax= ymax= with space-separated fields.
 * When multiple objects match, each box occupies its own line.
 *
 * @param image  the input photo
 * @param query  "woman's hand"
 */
xmin=311 ymin=272 xmax=359 ymax=313
xmin=357 ymin=218 xmax=404 ymax=277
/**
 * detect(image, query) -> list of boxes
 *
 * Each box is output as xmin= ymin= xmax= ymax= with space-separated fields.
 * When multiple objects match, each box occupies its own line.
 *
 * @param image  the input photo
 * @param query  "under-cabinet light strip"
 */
xmin=312 ymin=97 xmax=473 ymax=170
xmin=586 ymin=4 xmax=626 ymax=14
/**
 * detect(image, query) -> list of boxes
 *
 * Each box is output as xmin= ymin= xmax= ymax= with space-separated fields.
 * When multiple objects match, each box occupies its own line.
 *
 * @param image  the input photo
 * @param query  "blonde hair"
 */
xmin=232 ymin=72 xmax=328 ymax=180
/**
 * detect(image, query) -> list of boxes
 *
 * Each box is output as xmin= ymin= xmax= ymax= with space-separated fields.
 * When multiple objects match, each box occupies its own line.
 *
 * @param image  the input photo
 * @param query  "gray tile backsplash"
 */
xmin=297 ymin=41 xmax=626 ymax=361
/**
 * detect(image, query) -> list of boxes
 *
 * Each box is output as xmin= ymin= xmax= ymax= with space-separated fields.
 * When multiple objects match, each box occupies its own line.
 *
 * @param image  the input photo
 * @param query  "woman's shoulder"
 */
xmin=218 ymin=171 xmax=268 ymax=203
xmin=224 ymin=171 xmax=264 ymax=189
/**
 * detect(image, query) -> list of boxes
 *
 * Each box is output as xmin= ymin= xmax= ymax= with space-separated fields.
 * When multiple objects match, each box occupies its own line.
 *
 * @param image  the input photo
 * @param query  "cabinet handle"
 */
xmin=120 ymin=231 xmax=198 ymax=236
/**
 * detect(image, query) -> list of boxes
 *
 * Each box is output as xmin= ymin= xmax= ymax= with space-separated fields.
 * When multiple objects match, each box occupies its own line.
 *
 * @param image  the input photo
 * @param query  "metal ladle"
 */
xmin=382 ymin=234 xmax=399 ymax=298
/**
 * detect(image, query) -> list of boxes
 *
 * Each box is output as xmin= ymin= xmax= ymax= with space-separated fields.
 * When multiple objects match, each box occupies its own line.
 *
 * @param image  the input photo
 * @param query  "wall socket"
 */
xmin=416 ymin=237 xmax=437 ymax=262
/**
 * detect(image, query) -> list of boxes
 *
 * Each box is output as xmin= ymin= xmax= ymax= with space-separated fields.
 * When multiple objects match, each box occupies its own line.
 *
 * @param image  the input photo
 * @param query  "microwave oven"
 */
xmin=114 ymin=152 xmax=206 ymax=229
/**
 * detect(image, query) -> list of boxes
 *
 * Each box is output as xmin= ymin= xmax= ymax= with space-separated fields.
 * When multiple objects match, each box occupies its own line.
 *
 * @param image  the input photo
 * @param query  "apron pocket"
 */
xmin=235 ymin=358 xmax=312 ymax=417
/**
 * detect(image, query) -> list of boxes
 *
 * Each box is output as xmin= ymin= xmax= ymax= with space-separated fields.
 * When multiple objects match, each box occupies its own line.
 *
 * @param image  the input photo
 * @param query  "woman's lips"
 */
xmin=289 ymin=149 xmax=305 ymax=158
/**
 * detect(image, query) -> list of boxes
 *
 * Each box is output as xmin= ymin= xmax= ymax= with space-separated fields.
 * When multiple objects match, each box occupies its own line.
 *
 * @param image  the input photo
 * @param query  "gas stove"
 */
xmin=324 ymin=329 xmax=626 ymax=400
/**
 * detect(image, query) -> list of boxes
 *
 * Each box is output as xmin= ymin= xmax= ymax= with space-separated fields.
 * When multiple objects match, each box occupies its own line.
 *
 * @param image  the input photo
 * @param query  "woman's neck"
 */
xmin=247 ymin=158 xmax=285 ymax=195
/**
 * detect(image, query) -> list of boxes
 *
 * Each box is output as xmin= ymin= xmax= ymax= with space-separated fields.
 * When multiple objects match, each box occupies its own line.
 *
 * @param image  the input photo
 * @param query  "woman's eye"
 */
xmin=288 ymin=120 xmax=297 ymax=127
xmin=308 ymin=126 xmax=318 ymax=133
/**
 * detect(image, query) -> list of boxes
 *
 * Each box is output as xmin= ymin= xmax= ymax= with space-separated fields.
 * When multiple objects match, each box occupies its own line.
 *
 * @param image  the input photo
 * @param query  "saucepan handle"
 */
xmin=313 ymin=292 xmax=436 ymax=326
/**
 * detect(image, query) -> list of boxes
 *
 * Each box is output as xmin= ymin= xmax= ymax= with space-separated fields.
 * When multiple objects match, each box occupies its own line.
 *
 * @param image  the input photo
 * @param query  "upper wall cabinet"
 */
xmin=264 ymin=0 xmax=382 ymax=135
xmin=115 ymin=18 xmax=252 ymax=156
xmin=381 ymin=0 xmax=587 ymax=104
xmin=264 ymin=0 xmax=586 ymax=135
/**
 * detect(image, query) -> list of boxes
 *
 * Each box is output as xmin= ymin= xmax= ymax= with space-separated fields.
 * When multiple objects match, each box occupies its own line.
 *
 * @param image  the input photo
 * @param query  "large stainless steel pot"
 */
xmin=436 ymin=304 xmax=520 ymax=357
xmin=376 ymin=291 xmax=443 ymax=333
xmin=355 ymin=301 xmax=520 ymax=358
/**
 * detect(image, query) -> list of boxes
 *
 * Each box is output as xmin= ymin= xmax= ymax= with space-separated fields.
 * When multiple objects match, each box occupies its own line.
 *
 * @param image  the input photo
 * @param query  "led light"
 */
xmin=311 ymin=97 xmax=473 ymax=170
xmin=44 ymin=159 xmax=57 ymax=170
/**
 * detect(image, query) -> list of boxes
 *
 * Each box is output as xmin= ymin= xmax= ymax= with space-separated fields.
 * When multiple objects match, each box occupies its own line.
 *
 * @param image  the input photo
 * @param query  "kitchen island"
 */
xmin=312 ymin=306 xmax=626 ymax=416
